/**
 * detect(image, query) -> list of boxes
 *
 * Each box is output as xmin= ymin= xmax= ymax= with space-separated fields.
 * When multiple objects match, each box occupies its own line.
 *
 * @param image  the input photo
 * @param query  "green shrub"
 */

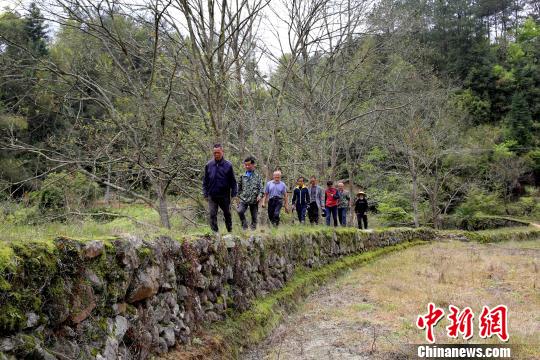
xmin=20 ymin=171 xmax=103 ymax=221
xmin=0 ymin=180 xmax=9 ymax=202
xmin=0 ymin=157 xmax=30 ymax=184
xmin=5 ymin=205 xmax=41 ymax=225
xmin=369 ymin=189 xmax=410 ymax=211
xmin=33 ymin=186 xmax=64 ymax=211
xmin=30 ymin=171 xmax=100 ymax=211
xmin=526 ymin=149 xmax=540 ymax=173
xmin=378 ymin=202 xmax=412 ymax=225
xmin=454 ymin=187 xmax=504 ymax=218
xmin=507 ymin=196 xmax=537 ymax=216
xmin=368 ymin=189 xmax=414 ymax=226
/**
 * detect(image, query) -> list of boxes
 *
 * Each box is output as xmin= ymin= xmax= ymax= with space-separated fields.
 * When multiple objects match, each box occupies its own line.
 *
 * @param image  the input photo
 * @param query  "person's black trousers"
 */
xmin=268 ymin=197 xmax=283 ymax=226
xmin=295 ymin=203 xmax=307 ymax=223
xmin=356 ymin=212 xmax=368 ymax=229
xmin=208 ymin=196 xmax=232 ymax=232
xmin=308 ymin=202 xmax=319 ymax=224
xmin=237 ymin=201 xmax=259 ymax=230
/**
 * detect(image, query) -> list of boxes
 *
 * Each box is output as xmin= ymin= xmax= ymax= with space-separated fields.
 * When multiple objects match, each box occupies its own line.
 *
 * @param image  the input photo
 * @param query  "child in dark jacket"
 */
xmin=292 ymin=176 xmax=310 ymax=224
xmin=355 ymin=191 xmax=368 ymax=229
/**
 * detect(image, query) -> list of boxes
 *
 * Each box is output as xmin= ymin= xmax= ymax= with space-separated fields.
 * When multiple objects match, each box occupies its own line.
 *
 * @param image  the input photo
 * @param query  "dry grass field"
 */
xmin=243 ymin=239 xmax=540 ymax=359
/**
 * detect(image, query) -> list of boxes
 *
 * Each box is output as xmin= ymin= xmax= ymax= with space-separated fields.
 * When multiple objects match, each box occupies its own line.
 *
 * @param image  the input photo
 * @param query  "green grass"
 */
xmin=0 ymin=204 xmax=209 ymax=244
xmin=473 ymin=214 xmax=533 ymax=224
xmin=0 ymin=245 xmax=15 ymax=285
xmin=0 ymin=205 xmax=366 ymax=269
xmin=1 ymin=200 xmax=537 ymax=249
xmin=350 ymin=302 xmax=374 ymax=312
xmin=466 ymin=225 xmax=540 ymax=243
xmin=475 ymin=225 xmax=539 ymax=234
xmin=438 ymin=225 xmax=540 ymax=236
xmin=0 ymin=203 xmax=373 ymax=245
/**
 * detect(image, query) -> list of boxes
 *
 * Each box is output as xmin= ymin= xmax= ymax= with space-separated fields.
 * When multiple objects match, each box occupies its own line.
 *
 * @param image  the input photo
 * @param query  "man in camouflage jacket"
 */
xmin=236 ymin=156 xmax=265 ymax=230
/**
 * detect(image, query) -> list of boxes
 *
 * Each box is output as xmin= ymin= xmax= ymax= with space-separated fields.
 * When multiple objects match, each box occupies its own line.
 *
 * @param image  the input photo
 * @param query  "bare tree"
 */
xmin=489 ymin=145 xmax=531 ymax=214
xmin=259 ymin=0 xmax=384 ymax=179
xmin=1 ymin=0 xmax=201 ymax=228
xmin=380 ymin=82 xmax=466 ymax=228
xmin=167 ymin=0 xmax=269 ymax=144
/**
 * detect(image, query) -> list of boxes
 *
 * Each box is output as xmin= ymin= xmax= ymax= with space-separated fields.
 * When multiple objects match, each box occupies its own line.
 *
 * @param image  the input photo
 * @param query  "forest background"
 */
xmin=0 ymin=0 xmax=538 ymax=238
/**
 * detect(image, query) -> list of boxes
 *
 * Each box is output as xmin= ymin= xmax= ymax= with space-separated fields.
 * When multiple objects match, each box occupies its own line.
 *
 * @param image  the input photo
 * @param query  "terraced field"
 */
xmin=243 ymin=239 xmax=540 ymax=359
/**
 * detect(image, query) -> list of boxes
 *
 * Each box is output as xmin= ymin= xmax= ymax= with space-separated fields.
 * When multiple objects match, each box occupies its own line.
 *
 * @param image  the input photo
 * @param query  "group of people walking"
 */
xmin=202 ymin=144 xmax=369 ymax=232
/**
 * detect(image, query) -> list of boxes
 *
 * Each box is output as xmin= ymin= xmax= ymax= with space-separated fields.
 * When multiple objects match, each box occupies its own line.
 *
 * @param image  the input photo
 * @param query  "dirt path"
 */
xmin=242 ymin=239 xmax=540 ymax=360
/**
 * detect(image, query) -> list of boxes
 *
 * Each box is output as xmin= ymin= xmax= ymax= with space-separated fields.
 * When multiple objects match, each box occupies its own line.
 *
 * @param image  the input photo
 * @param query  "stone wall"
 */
xmin=0 ymin=228 xmax=436 ymax=359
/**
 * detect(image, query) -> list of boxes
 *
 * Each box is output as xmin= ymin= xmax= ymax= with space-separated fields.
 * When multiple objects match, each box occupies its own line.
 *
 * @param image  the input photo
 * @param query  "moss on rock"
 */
xmin=204 ymin=239 xmax=428 ymax=358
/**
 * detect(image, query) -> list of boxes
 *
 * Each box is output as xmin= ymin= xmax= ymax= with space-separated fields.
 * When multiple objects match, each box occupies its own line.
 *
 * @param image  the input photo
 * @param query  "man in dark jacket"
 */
xmin=292 ymin=176 xmax=310 ymax=224
xmin=354 ymin=191 xmax=369 ymax=229
xmin=202 ymin=144 xmax=237 ymax=232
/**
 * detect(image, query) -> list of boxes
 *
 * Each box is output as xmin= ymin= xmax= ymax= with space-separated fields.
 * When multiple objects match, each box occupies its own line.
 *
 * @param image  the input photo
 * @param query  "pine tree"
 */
xmin=507 ymin=92 xmax=533 ymax=149
xmin=24 ymin=2 xmax=48 ymax=56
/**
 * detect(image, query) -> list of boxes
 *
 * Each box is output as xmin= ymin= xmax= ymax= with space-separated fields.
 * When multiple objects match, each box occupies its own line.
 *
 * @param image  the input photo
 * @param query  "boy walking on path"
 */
xmin=236 ymin=156 xmax=264 ymax=230
xmin=324 ymin=181 xmax=340 ymax=227
xmin=292 ymin=176 xmax=310 ymax=224
xmin=355 ymin=191 xmax=369 ymax=229
xmin=337 ymin=182 xmax=350 ymax=227
xmin=263 ymin=171 xmax=290 ymax=227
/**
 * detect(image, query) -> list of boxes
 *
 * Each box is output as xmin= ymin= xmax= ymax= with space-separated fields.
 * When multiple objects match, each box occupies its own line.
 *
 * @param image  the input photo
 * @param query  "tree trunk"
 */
xmin=104 ymin=163 xmax=112 ymax=204
xmin=432 ymin=168 xmax=440 ymax=229
xmin=330 ymin=138 xmax=337 ymax=179
xmin=409 ymin=155 xmax=420 ymax=228
xmin=234 ymin=29 xmax=246 ymax=160
xmin=152 ymin=95 xmax=171 ymax=228
xmin=319 ymin=139 xmax=327 ymax=177
xmin=430 ymin=193 xmax=438 ymax=229
xmin=345 ymin=146 xmax=355 ymax=225
xmin=157 ymin=190 xmax=171 ymax=229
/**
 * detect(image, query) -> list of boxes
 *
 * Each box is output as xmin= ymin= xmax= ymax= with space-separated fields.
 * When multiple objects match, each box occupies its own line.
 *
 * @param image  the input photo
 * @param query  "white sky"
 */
xmin=0 ymin=0 xmax=299 ymax=74
xmin=0 ymin=0 xmax=376 ymax=74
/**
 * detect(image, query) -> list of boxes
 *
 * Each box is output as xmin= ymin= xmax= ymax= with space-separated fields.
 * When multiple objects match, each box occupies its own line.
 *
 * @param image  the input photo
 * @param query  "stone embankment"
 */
xmin=1 ymin=226 xmax=537 ymax=359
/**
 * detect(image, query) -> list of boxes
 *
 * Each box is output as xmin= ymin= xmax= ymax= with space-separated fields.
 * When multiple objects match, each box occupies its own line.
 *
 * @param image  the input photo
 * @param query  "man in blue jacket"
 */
xmin=202 ymin=144 xmax=238 ymax=232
